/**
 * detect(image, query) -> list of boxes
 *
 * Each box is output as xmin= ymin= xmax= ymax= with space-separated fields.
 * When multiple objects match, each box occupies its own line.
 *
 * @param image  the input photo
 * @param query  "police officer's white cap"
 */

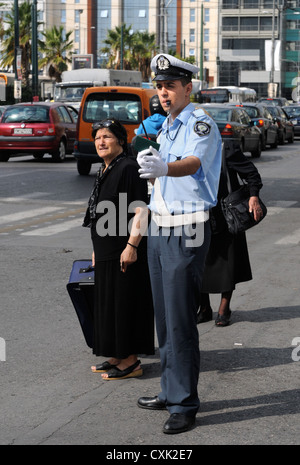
xmin=151 ymin=54 xmax=199 ymax=81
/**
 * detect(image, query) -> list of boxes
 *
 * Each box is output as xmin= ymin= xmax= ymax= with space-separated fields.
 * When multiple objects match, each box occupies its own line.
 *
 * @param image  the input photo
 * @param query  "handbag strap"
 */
xmin=221 ymin=143 xmax=232 ymax=194
xmin=221 ymin=143 xmax=246 ymax=194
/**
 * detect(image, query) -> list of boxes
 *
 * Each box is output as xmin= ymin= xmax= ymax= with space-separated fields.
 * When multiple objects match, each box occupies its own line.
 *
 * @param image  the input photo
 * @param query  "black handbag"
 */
xmin=220 ymin=150 xmax=267 ymax=235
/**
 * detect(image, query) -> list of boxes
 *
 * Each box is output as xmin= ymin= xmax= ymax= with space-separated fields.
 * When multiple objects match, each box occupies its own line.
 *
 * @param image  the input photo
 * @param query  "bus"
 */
xmin=197 ymin=86 xmax=256 ymax=104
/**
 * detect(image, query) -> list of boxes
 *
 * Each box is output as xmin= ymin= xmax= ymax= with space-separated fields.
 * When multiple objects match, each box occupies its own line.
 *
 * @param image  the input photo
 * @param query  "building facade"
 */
xmin=1 ymin=0 xmax=299 ymax=98
xmin=219 ymin=0 xmax=300 ymax=99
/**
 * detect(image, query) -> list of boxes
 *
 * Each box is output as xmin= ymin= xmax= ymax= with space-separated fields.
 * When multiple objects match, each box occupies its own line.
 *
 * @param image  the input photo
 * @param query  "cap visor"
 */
xmin=152 ymin=74 xmax=184 ymax=81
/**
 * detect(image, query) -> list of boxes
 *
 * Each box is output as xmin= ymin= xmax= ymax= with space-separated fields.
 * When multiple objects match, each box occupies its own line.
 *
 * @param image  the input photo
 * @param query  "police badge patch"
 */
xmin=157 ymin=55 xmax=170 ymax=71
xmin=194 ymin=121 xmax=211 ymax=136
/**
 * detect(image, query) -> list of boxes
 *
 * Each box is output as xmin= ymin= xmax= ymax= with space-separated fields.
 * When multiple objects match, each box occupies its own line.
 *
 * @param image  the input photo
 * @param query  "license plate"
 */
xmin=13 ymin=128 xmax=32 ymax=134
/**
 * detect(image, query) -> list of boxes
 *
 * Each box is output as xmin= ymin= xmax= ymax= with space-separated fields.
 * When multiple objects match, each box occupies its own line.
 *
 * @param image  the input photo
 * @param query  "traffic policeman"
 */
xmin=137 ymin=54 xmax=222 ymax=434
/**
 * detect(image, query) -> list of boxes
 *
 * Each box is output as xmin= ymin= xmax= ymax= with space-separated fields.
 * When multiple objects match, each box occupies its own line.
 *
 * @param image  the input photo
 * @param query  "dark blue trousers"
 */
xmin=147 ymin=221 xmax=211 ymax=416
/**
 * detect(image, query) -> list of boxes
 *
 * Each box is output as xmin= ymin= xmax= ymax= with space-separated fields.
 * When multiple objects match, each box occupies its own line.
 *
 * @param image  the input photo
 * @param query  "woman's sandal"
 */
xmin=91 ymin=361 xmax=118 ymax=373
xmin=215 ymin=310 xmax=231 ymax=327
xmin=102 ymin=360 xmax=143 ymax=381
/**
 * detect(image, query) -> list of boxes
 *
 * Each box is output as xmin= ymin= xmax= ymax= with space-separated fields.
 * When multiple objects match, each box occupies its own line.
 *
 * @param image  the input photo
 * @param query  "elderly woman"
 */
xmin=197 ymin=140 xmax=264 ymax=327
xmin=83 ymin=119 xmax=154 ymax=380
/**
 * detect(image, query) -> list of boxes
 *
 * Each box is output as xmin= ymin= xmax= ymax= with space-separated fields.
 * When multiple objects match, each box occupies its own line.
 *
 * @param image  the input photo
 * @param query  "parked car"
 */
xmin=0 ymin=105 xmax=8 ymax=117
xmin=266 ymin=105 xmax=294 ymax=144
xmin=281 ymin=105 xmax=300 ymax=137
xmin=228 ymin=102 xmax=278 ymax=150
xmin=258 ymin=97 xmax=289 ymax=107
xmin=195 ymin=103 xmax=262 ymax=157
xmin=0 ymin=102 xmax=78 ymax=162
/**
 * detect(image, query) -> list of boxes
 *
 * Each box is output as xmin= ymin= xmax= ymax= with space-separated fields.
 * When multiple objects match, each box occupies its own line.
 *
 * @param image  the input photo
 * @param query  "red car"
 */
xmin=0 ymin=102 xmax=78 ymax=162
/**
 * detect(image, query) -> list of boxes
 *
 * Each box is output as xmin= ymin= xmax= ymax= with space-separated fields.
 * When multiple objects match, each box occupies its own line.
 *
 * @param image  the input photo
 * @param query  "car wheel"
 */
xmin=270 ymin=134 xmax=278 ymax=148
xmin=0 ymin=152 xmax=10 ymax=162
xmin=279 ymin=131 xmax=285 ymax=145
xmin=251 ymin=137 xmax=262 ymax=158
xmin=77 ymin=160 xmax=92 ymax=175
xmin=288 ymin=131 xmax=294 ymax=143
xmin=52 ymin=140 xmax=66 ymax=162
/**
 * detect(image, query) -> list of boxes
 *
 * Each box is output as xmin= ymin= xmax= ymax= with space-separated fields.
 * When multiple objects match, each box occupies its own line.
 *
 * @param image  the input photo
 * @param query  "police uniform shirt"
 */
xmin=149 ymin=103 xmax=222 ymax=215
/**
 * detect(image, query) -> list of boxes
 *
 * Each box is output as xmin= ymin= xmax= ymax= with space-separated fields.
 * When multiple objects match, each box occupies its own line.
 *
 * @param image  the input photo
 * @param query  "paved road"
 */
xmin=0 ymin=145 xmax=299 ymax=449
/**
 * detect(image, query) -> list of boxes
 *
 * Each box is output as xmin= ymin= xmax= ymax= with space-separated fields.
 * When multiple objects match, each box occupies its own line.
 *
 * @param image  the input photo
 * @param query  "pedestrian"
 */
xmin=197 ymin=140 xmax=264 ymax=327
xmin=136 ymin=54 xmax=222 ymax=433
xmin=136 ymin=94 xmax=167 ymax=136
xmin=83 ymin=119 xmax=154 ymax=380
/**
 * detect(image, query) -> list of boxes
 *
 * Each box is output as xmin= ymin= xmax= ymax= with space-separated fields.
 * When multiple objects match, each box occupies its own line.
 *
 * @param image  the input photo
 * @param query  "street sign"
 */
xmin=14 ymin=80 xmax=22 ymax=99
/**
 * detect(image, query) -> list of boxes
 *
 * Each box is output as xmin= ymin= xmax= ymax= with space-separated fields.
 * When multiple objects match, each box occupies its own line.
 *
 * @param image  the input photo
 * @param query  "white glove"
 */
xmin=137 ymin=147 xmax=154 ymax=166
xmin=137 ymin=146 xmax=168 ymax=179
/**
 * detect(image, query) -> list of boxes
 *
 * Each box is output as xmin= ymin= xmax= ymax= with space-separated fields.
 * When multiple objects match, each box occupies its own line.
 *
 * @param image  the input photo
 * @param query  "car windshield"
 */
xmin=242 ymin=107 xmax=259 ymax=118
xmin=266 ymin=106 xmax=276 ymax=116
xmin=2 ymin=106 xmax=50 ymax=123
xmin=83 ymin=93 xmax=142 ymax=124
xmin=259 ymin=99 xmax=282 ymax=106
xmin=284 ymin=106 xmax=300 ymax=117
xmin=204 ymin=108 xmax=231 ymax=121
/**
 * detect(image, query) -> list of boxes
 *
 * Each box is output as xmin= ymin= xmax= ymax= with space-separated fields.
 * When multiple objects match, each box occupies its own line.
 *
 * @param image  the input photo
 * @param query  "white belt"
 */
xmin=152 ymin=178 xmax=209 ymax=227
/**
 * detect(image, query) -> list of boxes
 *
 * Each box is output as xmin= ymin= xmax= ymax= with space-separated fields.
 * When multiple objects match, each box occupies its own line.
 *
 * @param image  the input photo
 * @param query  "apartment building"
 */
xmin=219 ymin=0 xmax=300 ymax=99
xmin=1 ymin=0 xmax=299 ymax=98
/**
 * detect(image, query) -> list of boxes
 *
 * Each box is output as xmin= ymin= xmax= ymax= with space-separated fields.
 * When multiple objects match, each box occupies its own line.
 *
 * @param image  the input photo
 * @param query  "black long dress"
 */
xmin=85 ymin=154 xmax=154 ymax=358
xmin=201 ymin=141 xmax=263 ymax=293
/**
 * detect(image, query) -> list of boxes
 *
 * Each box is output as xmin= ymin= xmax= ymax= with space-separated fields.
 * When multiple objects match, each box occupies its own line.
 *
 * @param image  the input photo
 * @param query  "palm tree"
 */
xmin=38 ymin=26 xmax=73 ymax=82
xmin=100 ymin=24 xmax=134 ymax=69
xmin=131 ymin=31 xmax=157 ymax=80
xmin=0 ymin=1 xmax=33 ymax=87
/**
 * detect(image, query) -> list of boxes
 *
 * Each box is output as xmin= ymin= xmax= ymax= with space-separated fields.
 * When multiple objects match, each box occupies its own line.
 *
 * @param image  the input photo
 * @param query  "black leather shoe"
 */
xmin=163 ymin=413 xmax=195 ymax=434
xmin=137 ymin=396 xmax=166 ymax=410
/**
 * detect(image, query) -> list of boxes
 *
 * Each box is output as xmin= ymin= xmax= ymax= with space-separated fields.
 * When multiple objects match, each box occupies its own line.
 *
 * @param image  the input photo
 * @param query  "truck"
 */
xmin=54 ymin=68 xmax=143 ymax=109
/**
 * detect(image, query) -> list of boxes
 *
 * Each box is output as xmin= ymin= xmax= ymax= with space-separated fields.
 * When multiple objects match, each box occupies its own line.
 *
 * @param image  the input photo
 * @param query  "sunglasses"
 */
xmin=92 ymin=120 xmax=115 ymax=131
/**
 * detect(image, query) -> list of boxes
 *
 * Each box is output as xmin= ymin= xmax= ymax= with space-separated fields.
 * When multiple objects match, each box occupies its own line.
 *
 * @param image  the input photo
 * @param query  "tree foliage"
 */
xmin=38 ymin=26 xmax=73 ymax=82
xmin=0 ymin=0 xmax=34 ymax=86
xmin=100 ymin=24 xmax=157 ymax=81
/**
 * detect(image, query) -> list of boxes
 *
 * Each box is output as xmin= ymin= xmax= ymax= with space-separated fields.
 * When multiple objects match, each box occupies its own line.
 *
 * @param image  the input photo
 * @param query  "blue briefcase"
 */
xmin=67 ymin=260 xmax=94 ymax=348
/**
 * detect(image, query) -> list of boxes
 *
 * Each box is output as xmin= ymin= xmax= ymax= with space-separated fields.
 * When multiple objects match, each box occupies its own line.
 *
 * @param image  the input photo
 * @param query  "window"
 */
xmin=57 ymin=106 xmax=73 ymax=123
xmin=240 ymin=17 xmax=258 ymax=31
xmin=204 ymin=49 xmax=209 ymax=61
xmin=222 ymin=0 xmax=239 ymax=7
xmin=139 ymin=10 xmax=146 ymax=17
xmin=222 ymin=17 xmax=238 ymax=31
xmin=189 ymin=49 xmax=195 ymax=56
xmin=101 ymin=10 xmax=108 ymax=18
xmin=243 ymin=0 xmax=259 ymax=7
xmin=204 ymin=29 xmax=209 ymax=42
xmin=75 ymin=10 xmax=81 ymax=23
xmin=260 ymin=17 xmax=273 ymax=31
xmin=190 ymin=8 xmax=195 ymax=22
xmin=75 ymin=29 xmax=80 ymax=43
xmin=204 ymin=8 xmax=210 ymax=22
xmin=61 ymin=9 xmax=66 ymax=23
xmin=83 ymin=93 xmax=142 ymax=124
xmin=190 ymin=28 xmax=195 ymax=42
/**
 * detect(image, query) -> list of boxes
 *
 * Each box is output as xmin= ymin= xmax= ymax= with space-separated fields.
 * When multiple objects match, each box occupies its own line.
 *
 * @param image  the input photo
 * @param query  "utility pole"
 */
xmin=200 ymin=4 xmax=203 ymax=82
xmin=32 ymin=0 xmax=38 ymax=99
xmin=14 ymin=0 xmax=19 ymax=80
xmin=14 ymin=0 xmax=22 ymax=101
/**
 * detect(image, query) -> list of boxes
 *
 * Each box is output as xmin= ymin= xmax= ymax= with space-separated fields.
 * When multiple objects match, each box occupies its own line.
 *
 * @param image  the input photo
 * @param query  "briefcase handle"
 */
xmin=80 ymin=265 xmax=95 ymax=273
